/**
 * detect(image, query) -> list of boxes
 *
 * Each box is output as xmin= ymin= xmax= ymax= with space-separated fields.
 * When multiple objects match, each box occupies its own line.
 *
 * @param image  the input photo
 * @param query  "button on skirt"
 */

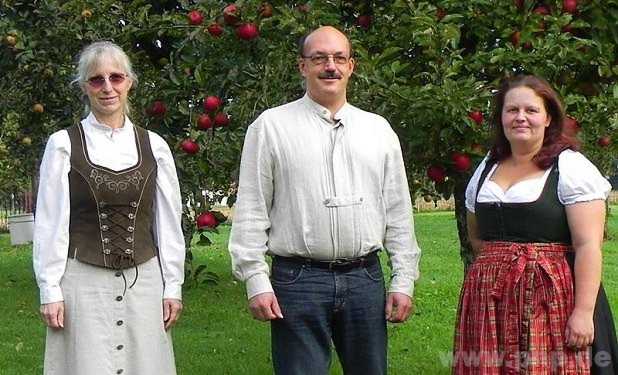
xmin=44 ymin=257 xmax=176 ymax=375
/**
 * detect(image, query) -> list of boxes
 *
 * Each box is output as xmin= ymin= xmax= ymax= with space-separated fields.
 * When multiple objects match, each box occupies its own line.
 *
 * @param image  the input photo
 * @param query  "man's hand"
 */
xmin=40 ymin=302 xmax=64 ymax=329
xmin=249 ymin=292 xmax=283 ymax=321
xmin=385 ymin=292 xmax=413 ymax=323
xmin=163 ymin=298 xmax=183 ymax=331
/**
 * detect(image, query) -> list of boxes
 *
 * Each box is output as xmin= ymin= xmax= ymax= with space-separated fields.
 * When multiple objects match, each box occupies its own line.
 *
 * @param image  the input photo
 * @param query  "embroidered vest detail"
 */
xmin=66 ymin=122 xmax=158 ymax=269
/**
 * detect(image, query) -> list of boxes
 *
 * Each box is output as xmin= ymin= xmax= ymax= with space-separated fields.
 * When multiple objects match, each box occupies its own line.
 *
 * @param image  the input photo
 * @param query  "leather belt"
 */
xmin=273 ymin=250 xmax=380 ymax=271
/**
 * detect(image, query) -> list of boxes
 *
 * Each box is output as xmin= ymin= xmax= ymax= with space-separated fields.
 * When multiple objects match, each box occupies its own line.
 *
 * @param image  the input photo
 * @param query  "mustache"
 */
xmin=318 ymin=71 xmax=342 ymax=79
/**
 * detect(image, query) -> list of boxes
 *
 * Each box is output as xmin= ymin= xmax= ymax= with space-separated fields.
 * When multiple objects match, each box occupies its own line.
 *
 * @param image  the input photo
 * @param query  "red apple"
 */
xmin=223 ymin=3 xmax=239 ymax=25
xmin=511 ymin=31 xmax=521 ymax=47
xmin=523 ymin=41 xmax=533 ymax=50
xmin=236 ymin=23 xmax=259 ymax=40
xmin=196 ymin=211 xmax=218 ymax=228
xmin=187 ymin=10 xmax=204 ymax=25
xmin=563 ymin=0 xmax=577 ymax=14
xmin=148 ymin=100 xmax=167 ymax=117
xmin=436 ymin=8 xmax=447 ymax=21
xmin=597 ymin=136 xmax=611 ymax=147
xmin=259 ymin=2 xmax=273 ymax=18
xmin=533 ymin=5 xmax=550 ymax=15
xmin=197 ymin=114 xmax=213 ymax=130
xmin=203 ymin=96 xmax=222 ymax=112
xmin=451 ymin=152 xmax=472 ymax=172
xmin=214 ymin=112 xmax=230 ymax=127
xmin=207 ymin=23 xmax=224 ymax=37
xmin=427 ymin=165 xmax=447 ymax=183
xmin=180 ymin=139 xmax=199 ymax=154
xmin=562 ymin=24 xmax=574 ymax=34
xmin=468 ymin=111 xmax=484 ymax=125
xmin=563 ymin=116 xmax=581 ymax=136
xmin=356 ymin=15 xmax=372 ymax=29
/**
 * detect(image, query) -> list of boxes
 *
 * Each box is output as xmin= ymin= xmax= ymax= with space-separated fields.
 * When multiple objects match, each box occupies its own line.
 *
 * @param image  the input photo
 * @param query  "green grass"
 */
xmin=1 ymin=208 xmax=617 ymax=374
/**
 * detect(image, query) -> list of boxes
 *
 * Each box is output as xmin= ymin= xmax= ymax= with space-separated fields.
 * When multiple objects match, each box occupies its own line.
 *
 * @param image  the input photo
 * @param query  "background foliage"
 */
xmin=1 ymin=0 xmax=616 ymax=267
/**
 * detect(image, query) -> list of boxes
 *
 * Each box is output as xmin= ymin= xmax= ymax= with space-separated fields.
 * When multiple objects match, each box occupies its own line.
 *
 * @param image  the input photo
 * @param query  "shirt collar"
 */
xmin=302 ymin=93 xmax=351 ymax=125
xmin=82 ymin=112 xmax=134 ymax=138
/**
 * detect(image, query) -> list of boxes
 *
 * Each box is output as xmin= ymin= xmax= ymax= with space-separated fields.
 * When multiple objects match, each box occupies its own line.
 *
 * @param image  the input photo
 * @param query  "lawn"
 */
xmin=1 ymin=209 xmax=617 ymax=374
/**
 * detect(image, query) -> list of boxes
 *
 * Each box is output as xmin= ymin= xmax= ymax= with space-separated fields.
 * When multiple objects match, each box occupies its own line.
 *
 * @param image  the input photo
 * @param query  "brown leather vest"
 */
xmin=66 ymin=122 xmax=157 ymax=269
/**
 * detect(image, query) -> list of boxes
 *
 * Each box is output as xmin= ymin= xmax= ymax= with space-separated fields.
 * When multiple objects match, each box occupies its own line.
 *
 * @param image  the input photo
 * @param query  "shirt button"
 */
xmin=116 ymin=296 xmax=123 ymax=302
xmin=117 ymin=320 xmax=123 ymax=326
xmin=130 ymin=201 xmax=138 ymax=208
xmin=115 ymin=271 xmax=122 ymax=277
xmin=117 ymin=344 xmax=124 ymax=350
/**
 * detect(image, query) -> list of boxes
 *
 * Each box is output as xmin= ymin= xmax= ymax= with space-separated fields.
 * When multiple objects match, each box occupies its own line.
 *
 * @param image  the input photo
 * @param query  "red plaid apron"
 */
xmin=453 ymin=242 xmax=591 ymax=374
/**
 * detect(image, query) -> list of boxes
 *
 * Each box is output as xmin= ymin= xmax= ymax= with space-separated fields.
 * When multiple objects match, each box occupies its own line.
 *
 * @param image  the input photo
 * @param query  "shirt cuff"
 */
xmin=40 ymin=285 xmax=64 ymax=305
xmin=246 ymin=273 xmax=274 ymax=300
xmin=387 ymin=274 xmax=415 ymax=298
xmin=163 ymin=283 xmax=183 ymax=300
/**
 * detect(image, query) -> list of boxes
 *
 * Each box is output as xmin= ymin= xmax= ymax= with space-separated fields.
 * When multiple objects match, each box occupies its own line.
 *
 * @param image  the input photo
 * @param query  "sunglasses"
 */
xmin=87 ymin=73 xmax=127 ymax=88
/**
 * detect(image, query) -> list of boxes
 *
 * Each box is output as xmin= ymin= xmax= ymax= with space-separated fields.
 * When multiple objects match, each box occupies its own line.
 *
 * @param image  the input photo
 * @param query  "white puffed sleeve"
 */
xmin=557 ymin=149 xmax=611 ymax=205
xmin=33 ymin=130 xmax=72 ymax=304
xmin=148 ymin=131 xmax=185 ymax=300
xmin=465 ymin=155 xmax=490 ymax=213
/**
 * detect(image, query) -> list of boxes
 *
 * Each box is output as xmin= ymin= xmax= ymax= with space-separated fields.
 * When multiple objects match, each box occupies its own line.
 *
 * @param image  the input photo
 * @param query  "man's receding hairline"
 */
xmin=300 ymin=26 xmax=353 ymax=57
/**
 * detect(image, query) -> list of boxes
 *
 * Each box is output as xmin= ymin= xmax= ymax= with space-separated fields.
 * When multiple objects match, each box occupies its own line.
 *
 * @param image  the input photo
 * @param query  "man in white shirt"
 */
xmin=229 ymin=26 xmax=421 ymax=374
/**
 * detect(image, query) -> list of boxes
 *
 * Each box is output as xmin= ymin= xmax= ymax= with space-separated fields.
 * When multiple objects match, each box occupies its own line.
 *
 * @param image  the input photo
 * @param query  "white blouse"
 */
xmin=33 ymin=113 xmax=185 ymax=304
xmin=465 ymin=149 xmax=612 ymax=213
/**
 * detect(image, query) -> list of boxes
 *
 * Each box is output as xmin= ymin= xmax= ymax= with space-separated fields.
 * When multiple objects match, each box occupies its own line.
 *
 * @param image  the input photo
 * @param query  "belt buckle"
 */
xmin=329 ymin=258 xmax=350 ymax=271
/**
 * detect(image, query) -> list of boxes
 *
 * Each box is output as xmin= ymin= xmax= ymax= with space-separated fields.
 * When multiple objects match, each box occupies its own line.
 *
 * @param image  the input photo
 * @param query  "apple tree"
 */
xmin=1 ymin=0 xmax=616 ymax=273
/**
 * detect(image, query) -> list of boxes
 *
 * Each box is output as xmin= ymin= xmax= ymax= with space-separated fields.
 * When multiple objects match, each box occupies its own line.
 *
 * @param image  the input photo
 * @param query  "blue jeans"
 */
xmin=270 ymin=256 xmax=387 ymax=375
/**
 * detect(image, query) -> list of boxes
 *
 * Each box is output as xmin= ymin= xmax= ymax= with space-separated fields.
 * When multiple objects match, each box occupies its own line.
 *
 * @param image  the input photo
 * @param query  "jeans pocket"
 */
xmin=271 ymin=262 xmax=305 ymax=285
xmin=362 ymin=262 xmax=384 ymax=282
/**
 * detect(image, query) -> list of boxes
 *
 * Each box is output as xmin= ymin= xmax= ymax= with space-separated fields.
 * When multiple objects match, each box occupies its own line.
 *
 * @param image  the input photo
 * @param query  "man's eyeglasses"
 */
xmin=86 ymin=73 xmax=127 ymax=89
xmin=301 ymin=54 xmax=351 ymax=66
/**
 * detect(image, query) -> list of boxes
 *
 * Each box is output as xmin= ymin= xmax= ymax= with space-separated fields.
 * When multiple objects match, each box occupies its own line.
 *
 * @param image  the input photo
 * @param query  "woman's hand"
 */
xmin=565 ymin=307 xmax=594 ymax=349
xmin=163 ymin=298 xmax=183 ymax=331
xmin=40 ymin=302 xmax=65 ymax=329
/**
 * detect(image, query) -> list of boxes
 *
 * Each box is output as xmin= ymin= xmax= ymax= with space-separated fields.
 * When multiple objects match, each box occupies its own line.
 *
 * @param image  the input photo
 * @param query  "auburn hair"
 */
xmin=488 ymin=75 xmax=579 ymax=169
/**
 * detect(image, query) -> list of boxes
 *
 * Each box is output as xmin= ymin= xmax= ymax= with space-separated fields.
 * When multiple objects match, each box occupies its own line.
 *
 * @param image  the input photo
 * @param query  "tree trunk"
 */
xmin=454 ymin=177 xmax=475 ymax=274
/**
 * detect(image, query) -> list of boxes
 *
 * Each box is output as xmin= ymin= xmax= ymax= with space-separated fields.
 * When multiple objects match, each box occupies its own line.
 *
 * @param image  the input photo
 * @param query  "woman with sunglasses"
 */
xmin=33 ymin=41 xmax=184 ymax=375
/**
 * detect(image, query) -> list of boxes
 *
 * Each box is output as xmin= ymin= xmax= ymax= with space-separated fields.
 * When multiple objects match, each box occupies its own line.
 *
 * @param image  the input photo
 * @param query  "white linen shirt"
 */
xmin=229 ymin=94 xmax=421 ymax=300
xmin=465 ymin=149 xmax=612 ymax=212
xmin=33 ymin=113 xmax=185 ymax=304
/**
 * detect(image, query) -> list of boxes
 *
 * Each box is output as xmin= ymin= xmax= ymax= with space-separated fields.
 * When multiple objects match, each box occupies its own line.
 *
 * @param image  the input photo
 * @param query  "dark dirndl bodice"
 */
xmin=474 ymin=158 xmax=618 ymax=374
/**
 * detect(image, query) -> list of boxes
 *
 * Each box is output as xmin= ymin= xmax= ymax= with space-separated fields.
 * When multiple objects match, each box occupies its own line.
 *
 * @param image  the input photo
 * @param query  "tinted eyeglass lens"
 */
xmin=88 ymin=76 xmax=106 ymax=88
xmin=108 ymin=73 xmax=125 ymax=84
xmin=87 ymin=73 xmax=126 ymax=88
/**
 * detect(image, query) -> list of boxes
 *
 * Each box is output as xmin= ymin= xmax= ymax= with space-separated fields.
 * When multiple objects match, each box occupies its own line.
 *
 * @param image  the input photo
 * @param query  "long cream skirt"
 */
xmin=44 ymin=257 xmax=176 ymax=375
